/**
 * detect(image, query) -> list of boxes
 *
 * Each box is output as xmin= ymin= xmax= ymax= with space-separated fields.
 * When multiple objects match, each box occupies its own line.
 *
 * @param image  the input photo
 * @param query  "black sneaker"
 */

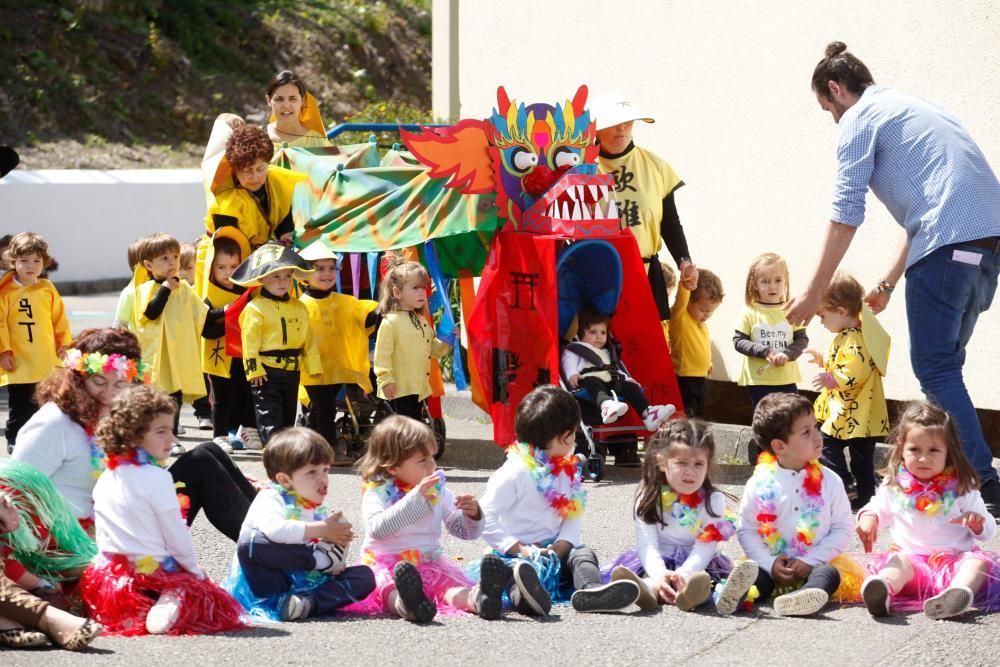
xmin=510 ymin=562 xmax=551 ymax=616
xmin=980 ymin=478 xmax=1000 ymax=520
xmin=570 ymin=580 xmax=640 ymax=613
xmin=474 ymin=555 xmax=507 ymax=620
xmin=392 ymin=561 xmax=436 ymax=623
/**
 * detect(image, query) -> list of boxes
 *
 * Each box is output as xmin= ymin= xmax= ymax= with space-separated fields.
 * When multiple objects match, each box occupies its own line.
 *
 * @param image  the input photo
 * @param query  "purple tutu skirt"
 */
xmin=867 ymin=549 xmax=1000 ymax=612
xmin=344 ymin=550 xmax=472 ymax=616
xmin=601 ymin=547 xmax=734 ymax=584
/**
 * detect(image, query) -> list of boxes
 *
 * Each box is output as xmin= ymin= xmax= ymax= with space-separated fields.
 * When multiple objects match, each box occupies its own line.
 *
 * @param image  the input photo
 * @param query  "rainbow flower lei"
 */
xmin=364 ymin=470 xmax=445 ymax=507
xmin=84 ymin=428 xmax=106 ymax=481
xmin=63 ymin=348 xmax=151 ymax=384
xmin=507 ymin=442 xmax=586 ymax=519
xmin=105 ymin=448 xmax=165 ymax=470
xmin=660 ymin=485 xmax=737 ymax=543
xmin=754 ymin=451 xmax=824 ymax=557
xmin=272 ymin=483 xmax=329 ymax=520
xmin=894 ymin=465 xmax=958 ymax=517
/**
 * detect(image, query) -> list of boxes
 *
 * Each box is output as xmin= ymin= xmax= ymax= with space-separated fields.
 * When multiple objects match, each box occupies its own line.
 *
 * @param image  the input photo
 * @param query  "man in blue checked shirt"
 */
xmin=786 ymin=41 xmax=1000 ymax=518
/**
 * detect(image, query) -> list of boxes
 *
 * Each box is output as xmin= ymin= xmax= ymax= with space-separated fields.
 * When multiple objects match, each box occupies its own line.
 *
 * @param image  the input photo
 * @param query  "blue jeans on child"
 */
xmin=905 ymin=241 xmax=1000 ymax=484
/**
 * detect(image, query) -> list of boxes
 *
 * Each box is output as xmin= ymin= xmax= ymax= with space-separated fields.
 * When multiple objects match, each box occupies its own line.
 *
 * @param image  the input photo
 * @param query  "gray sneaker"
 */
xmin=571 ymin=580 xmax=640 ymax=613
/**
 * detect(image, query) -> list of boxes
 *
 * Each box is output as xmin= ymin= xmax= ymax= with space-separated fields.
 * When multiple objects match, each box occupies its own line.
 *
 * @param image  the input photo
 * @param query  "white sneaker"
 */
xmin=212 ymin=435 xmax=234 ymax=454
xmin=279 ymin=594 xmax=312 ymax=622
xmin=600 ymin=399 xmax=629 ymax=424
xmin=176 ymin=425 xmax=186 ymax=436
xmin=312 ymin=540 xmax=347 ymax=576
xmin=773 ymin=588 xmax=829 ymax=616
xmin=924 ymin=585 xmax=974 ymax=620
xmin=146 ymin=590 xmax=182 ymax=634
xmin=170 ymin=443 xmax=186 ymax=457
xmin=197 ymin=417 xmax=214 ymax=430
xmin=642 ymin=404 xmax=676 ymax=432
xmin=238 ymin=426 xmax=263 ymax=451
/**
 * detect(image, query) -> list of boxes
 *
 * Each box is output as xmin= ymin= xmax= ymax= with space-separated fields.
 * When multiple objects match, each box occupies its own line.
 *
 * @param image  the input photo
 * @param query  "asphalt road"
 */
xmin=1 ymin=293 xmax=998 ymax=665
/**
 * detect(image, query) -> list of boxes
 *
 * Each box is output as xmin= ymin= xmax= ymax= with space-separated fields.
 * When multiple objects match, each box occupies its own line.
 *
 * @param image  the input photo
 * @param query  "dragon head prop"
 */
xmin=403 ymin=86 xmax=618 ymax=235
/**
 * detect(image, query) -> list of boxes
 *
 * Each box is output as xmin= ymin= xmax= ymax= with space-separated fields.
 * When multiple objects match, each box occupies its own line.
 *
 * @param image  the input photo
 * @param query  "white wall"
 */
xmin=1 ymin=169 xmax=204 ymax=282
xmin=438 ymin=0 xmax=1000 ymax=407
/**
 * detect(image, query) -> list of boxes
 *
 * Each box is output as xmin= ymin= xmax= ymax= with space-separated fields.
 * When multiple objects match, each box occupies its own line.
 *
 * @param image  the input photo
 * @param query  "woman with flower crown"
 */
xmin=856 ymin=402 xmax=1000 ymax=620
xmin=480 ymin=386 xmax=643 ymax=616
xmin=13 ymin=328 xmax=259 ymax=541
xmin=79 ymin=385 xmax=243 ymax=635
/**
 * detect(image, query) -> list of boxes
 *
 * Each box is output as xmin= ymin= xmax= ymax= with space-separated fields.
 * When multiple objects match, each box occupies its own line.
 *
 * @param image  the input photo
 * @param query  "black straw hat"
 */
xmin=231 ymin=242 xmax=314 ymax=287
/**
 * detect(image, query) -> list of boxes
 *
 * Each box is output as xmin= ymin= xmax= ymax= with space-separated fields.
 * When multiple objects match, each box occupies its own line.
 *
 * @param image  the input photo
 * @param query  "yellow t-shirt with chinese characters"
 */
xmin=0 ymin=274 xmax=72 ymax=386
xmin=598 ymin=145 xmax=683 ymax=258
xmin=133 ymin=279 xmax=208 ymax=401
xmin=736 ymin=303 xmax=803 ymax=386
xmin=669 ymin=285 xmax=711 ymax=377
xmin=300 ymin=290 xmax=378 ymax=390
xmin=239 ymin=292 xmax=321 ymax=382
xmin=373 ymin=311 xmax=450 ymax=401
xmin=200 ymin=280 xmax=244 ymax=378
xmin=814 ymin=327 xmax=889 ymax=439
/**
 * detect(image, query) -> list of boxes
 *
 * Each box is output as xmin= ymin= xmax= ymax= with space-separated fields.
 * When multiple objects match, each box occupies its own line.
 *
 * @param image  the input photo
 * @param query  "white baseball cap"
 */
xmin=590 ymin=94 xmax=655 ymax=131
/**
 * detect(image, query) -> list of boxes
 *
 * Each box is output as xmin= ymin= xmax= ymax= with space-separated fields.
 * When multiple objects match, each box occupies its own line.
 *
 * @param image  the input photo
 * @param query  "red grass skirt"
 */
xmin=344 ymin=550 xmax=472 ymax=616
xmin=867 ymin=549 xmax=1000 ymax=611
xmin=79 ymin=554 xmax=245 ymax=636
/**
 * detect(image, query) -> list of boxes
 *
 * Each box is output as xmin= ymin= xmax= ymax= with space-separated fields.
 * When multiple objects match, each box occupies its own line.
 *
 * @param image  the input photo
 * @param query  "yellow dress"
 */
xmin=300 ymin=290 xmax=378 ymax=391
xmin=373 ymin=311 xmax=450 ymax=401
xmin=0 ymin=273 xmax=72 ymax=386
xmin=132 ymin=275 xmax=208 ymax=401
xmin=814 ymin=327 xmax=890 ymax=439
xmin=200 ymin=280 xmax=245 ymax=378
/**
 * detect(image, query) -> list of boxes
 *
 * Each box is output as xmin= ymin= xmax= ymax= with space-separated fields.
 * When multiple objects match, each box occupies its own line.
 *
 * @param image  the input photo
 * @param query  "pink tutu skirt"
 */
xmin=868 ymin=548 xmax=1000 ymax=611
xmin=345 ymin=550 xmax=473 ymax=616
xmin=80 ymin=554 xmax=245 ymax=636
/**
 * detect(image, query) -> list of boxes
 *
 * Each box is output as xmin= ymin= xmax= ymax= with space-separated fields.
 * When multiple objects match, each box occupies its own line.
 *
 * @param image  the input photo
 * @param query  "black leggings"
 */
xmin=305 ymin=383 xmax=344 ymax=448
xmin=5 ymin=383 xmax=38 ymax=446
xmin=250 ymin=366 xmax=299 ymax=444
xmin=388 ymin=394 xmax=423 ymax=421
xmin=209 ymin=359 xmax=255 ymax=438
xmin=579 ymin=376 xmax=649 ymax=414
xmin=169 ymin=441 xmax=258 ymax=541
xmin=822 ymin=434 xmax=877 ymax=506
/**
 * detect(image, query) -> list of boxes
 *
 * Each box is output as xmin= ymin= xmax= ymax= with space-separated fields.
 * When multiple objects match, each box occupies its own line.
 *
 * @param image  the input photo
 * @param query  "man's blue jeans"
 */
xmin=905 ymin=242 xmax=1000 ymax=483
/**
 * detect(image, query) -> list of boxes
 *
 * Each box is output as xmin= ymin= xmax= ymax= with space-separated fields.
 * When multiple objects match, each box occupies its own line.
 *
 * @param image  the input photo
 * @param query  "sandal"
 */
xmin=0 ymin=627 xmax=49 ymax=648
xmin=58 ymin=619 xmax=102 ymax=651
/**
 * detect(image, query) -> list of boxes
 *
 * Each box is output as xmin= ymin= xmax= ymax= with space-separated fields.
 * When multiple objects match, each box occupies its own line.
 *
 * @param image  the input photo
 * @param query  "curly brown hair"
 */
xmin=35 ymin=328 xmax=143 ymax=429
xmin=96 ymin=385 xmax=176 ymax=455
xmin=225 ymin=124 xmax=274 ymax=171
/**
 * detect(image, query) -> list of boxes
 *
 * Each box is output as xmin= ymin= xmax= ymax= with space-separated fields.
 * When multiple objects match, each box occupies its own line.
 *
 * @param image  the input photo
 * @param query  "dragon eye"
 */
xmin=511 ymin=147 xmax=538 ymax=172
xmin=553 ymin=148 xmax=581 ymax=168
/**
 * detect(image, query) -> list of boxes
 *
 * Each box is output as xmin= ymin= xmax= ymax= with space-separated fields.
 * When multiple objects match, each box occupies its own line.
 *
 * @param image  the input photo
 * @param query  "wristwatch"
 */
xmin=874 ymin=280 xmax=894 ymax=294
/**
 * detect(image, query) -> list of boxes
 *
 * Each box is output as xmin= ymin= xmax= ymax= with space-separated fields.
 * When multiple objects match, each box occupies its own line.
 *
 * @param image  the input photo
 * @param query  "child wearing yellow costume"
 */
xmin=200 ymin=228 xmax=256 ymax=453
xmin=130 ymin=233 xmax=213 ymax=449
xmin=1 ymin=232 xmax=72 ymax=451
xmin=297 ymin=244 xmax=379 ymax=464
xmin=233 ymin=243 xmax=321 ymax=446
xmin=806 ymin=272 xmax=889 ymax=510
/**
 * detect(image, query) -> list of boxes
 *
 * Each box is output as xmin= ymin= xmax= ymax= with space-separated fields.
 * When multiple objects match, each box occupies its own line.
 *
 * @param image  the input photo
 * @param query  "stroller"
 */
xmin=555 ymin=240 xmax=664 ymax=481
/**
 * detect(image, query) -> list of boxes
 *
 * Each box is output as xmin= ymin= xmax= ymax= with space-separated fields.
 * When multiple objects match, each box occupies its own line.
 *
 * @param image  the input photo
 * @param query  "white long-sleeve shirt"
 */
xmin=93 ymin=463 xmax=203 ymax=578
xmin=737 ymin=462 xmax=853 ymax=572
xmin=636 ymin=490 xmax=732 ymax=581
xmin=13 ymin=402 xmax=96 ymax=519
xmin=481 ymin=455 xmax=583 ymax=553
xmin=858 ymin=483 xmax=997 ymax=556
xmin=238 ymin=485 xmax=326 ymax=545
xmin=361 ymin=482 xmax=482 ymax=557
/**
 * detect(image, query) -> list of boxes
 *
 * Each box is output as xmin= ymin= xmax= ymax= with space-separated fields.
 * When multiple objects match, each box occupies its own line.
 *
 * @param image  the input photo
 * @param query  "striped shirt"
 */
xmin=831 ymin=85 xmax=1000 ymax=267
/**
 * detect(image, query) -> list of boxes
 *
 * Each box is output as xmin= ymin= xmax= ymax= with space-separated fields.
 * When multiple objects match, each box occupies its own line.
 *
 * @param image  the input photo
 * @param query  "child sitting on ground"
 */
xmin=130 ymin=232 xmax=212 ymax=452
xmin=224 ymin=427 xmax=375 ymax=621
xmin=232 ymin=242 xmax=321 ymax=446
xmin=806 ymin=272 xmax=889 ymax=509
xmin=737 ymin=393 xmax=855 ymax=616
xmin=607 ymin=419 xmax=758 ymax=615
xmin=299 ymin=244 xmax=379 ymax=464
xmin=80 ymin=386 xmax=243 ymax=635
xmin=669 ymin=268 xmax=724 ymax=418
xmin=857 ymin=402 xmax=1000 ymax=620
xmin=200 ymin=229 xmax=255 ymax=453
xmin=1 ymin=232 xmax=72 ymax=451
xmin=480 ymin=385 xmax=642 ymax=615
xmin=353 ymin=415 xmax=507 ymax=622
xmin=562 ymin=307 xmax=674 ymax=431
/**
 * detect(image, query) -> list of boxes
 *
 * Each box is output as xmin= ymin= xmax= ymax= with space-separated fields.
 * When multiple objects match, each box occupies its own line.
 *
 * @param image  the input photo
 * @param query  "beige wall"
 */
xmin=435 ymin=0 xmax=1000 ymax=407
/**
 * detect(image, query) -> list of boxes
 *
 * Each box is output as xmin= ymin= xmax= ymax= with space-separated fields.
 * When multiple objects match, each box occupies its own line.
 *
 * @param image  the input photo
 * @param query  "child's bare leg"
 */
xmin=949 ymin=558 xmax=988 ymax=594
xmin=36 ymin=605 xmax=99 ymax=649
xmin=443 ymin=586 xmax=474 ymax=612
xmin=876 ymin=553 xmax=914 ymax=593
